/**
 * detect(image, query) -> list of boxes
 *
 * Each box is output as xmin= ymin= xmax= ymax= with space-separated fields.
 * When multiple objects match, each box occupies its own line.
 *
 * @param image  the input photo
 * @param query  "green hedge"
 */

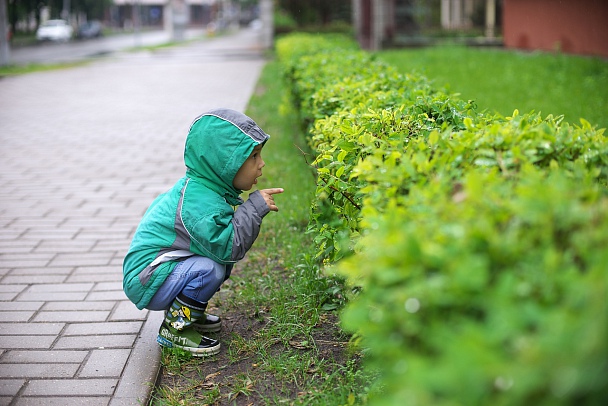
xmin=276 ymin=33 xmax=608 ymax=405
xmin=341 ymin=166 xmax=608 ymax=405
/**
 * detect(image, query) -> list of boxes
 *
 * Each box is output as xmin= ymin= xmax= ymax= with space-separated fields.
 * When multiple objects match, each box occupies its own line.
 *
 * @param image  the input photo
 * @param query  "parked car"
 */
xmin=36 ymin=19 xmax=73 ymax=42
xmin=76 ymin=21 xmax=103 ymax=39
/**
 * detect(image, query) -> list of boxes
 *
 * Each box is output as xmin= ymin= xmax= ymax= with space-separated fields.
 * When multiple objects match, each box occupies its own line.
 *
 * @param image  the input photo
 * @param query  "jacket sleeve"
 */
xmin=231 ymin=190 xmax=270 ymax=261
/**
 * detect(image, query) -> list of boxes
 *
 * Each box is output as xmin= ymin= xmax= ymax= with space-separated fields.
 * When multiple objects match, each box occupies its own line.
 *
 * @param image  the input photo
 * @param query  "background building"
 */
xmin=352 ymin=0 xmax=607 ymax=58
xmin=502 ymin=0 xmax=608 ymax=58
xmin=111 ymin=0 xmax=241 ymax=29
xmin=352 ymin=0 xmax=499 ymax=50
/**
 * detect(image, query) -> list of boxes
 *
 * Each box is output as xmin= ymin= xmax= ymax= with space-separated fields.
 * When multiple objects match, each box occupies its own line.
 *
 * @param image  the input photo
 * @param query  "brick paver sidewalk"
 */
xmin=0 ymin=28 xmax=266 ymax=405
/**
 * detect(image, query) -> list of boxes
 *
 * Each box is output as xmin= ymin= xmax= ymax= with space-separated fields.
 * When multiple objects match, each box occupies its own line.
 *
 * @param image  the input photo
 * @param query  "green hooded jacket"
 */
xmin=123 ymin=109 xmax=270 ymax=309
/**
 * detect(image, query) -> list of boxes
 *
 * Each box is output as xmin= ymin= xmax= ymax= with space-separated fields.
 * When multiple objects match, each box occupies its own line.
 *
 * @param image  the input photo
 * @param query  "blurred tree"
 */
xmin=237 ymin=0 xmax=259 ymax=7
xmin=1 ymin=0 xmax=9 ymax=65
xmin=277 ymin=0 xmax=351 ymax=26
xmin=7 ymin=0 xmax=111 ymax=35
xmin=7 ymin=0 xmax=42 ymax=34
xmin=77 ymin=0 xmax=113 ymax=20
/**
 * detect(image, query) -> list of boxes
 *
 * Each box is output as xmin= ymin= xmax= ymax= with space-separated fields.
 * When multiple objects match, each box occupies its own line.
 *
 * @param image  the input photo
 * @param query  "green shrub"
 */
xmin=276 ymin=33 xmax=608 ymax=405
xmin=310 ymin=96 xmax=476 ymax=262
xmin=355 ymin=112 xmax=608 ymax=226
xmin=338 ymin=166 xmax=608 ymax=405
xmin=278 ymin=33 xmax=479 ymax=262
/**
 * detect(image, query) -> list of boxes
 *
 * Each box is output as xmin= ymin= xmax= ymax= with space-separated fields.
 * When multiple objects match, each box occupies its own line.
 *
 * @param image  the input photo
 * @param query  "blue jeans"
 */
xmin=146 ymin=255 xmax=228 ymax=311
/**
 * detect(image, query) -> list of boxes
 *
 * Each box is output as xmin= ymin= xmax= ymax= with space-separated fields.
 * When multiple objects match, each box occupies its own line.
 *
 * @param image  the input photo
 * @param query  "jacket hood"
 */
xmin=184 ymin=109 xmax=269 ymax=205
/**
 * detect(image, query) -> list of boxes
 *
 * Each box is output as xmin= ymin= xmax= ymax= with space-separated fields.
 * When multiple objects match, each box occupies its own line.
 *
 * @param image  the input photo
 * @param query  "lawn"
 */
xmin=376 ymin=45 xmax=608 ymax=131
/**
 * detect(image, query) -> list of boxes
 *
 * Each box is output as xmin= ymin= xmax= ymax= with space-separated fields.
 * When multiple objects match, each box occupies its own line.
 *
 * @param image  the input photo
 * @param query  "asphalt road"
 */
xmin=8 ymin=28 xmax=206 ymax=65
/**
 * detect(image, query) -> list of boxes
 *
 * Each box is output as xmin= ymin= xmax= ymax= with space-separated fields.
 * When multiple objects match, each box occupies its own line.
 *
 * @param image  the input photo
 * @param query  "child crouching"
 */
xmin=123 ymin=108 xmax=283 ymax=356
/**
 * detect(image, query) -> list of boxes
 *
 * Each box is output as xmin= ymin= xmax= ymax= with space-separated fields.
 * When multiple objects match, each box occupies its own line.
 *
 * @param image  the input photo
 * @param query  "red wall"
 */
xmin=503 ymin=0 xmax=608 ymax=57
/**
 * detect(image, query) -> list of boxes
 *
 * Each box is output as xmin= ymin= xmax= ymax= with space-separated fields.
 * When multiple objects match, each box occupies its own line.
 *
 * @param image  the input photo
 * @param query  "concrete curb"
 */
xmin=110 ymin=311 xmax=164 ymax=406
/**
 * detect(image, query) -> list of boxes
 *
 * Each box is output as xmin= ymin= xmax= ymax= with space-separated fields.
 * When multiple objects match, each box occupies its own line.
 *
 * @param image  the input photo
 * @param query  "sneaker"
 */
xmin=193 ymin=313 xmax=222 ymax=333
xmin=157 ymin=322 xmax=220 ymax=356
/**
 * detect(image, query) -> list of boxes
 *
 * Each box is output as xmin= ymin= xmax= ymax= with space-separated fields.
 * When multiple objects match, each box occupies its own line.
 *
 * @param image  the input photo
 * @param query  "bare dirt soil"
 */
xmin=155 ymin=260 xmax=350 ymax=405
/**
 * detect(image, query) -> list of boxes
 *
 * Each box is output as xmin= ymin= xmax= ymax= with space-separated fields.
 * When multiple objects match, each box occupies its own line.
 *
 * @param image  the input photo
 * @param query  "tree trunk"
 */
xmin=0 ymin=0 xmax=10 ymax=66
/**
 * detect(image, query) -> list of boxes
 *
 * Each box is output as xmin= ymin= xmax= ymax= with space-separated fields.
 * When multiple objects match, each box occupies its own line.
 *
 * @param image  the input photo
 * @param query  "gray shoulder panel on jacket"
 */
xmin=231 ymin=190 xmax=270 ymax=261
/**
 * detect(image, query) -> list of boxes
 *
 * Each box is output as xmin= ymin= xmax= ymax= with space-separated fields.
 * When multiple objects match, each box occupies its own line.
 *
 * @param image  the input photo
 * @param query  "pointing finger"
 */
xmin=263 ymin=188 xmax=284 ymax=195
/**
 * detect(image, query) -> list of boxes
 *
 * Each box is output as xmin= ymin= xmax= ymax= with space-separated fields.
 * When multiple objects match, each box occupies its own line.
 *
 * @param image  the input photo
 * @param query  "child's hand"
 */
xmin=260 ymin=188 xmax=284 ymax=212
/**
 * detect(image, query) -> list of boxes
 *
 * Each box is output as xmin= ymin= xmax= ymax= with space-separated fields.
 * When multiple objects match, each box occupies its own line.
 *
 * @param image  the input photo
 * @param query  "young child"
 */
xmin=123 ymin=108 xmax=283 ymax=356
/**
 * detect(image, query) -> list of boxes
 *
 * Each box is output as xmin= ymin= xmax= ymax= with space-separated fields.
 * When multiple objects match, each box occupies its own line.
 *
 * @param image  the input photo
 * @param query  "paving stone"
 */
xmin=1 ymin=275 xmax=67 ymax=284
xmin=6 ymin=267 xmax=73 ymax=276
xmin=0 ymin=311 xmax=34 ymax=322
xmin=48 ymin=253 xmax=111 ymax=268
xmin=66 ymin=273 xmax=121 ymax=284
xmin=25 ymin=283 xmax=94 ymax=293
xmin=108 ymin=258 xmax=124 ymax=267
xmin=0 ymin=293 xmax=18 ymax=301
xmin=0 ymin=336 xmax=56 ymax=349
xmin=74 ymin=231 xmax=131 ymax=241
xmin=71 ymin=266 xmax=120 ymax=275
xmin=34 ymin=240 xmax=97 ymax=253
xmin=1 ymin=350 xmax=88 ymax=364
xmin=45 ymin=208 xmax=100 ymax=218
xmin=0 ymin=285 xmax=27 ymax=293
xmin=0 ymin=364 xmax=79 ymax=379
xmin=22 ymin=379 xmax=118 ymax=396
xmin=0 ymin=396 xmax=12 ymax=405
xmin=16 ymin=292 xmax=88 ymax=302
xmin=14 ymin=397 xmax=110 ymax=406
xmin=63 ymin=322 xmax=142 ymax=336
xmin=99 ymin=225 xmax=133 ymax=234
xmin=0 ymin=302 xmax=43 ymax=311
xmin=0 ymin=323 xmax=64 ymax=335
xmin=32 ymin=311 xmax=110 ymax=323
xmin=93 ymin=282 xmax=123 ymax=292
xmin=42 ymin=301 xmax=115 ymax=311
xmin=109 ymin=302 xmax=149 ymax=322
xmin=0 ymin=253 xmax=56 ymax=264
xmin=19 ymin=230 xmax=79 ymax=241
xmin=61 ymin=218 xmax=114 ymax=228
xmin=79 ymin=349 xmax=131 ymax=378
xmin=0 ymin=379 xmax=25 ymax=396
xmin=54 ymin=334 xmax=136 ymax=350
xmin=92 ymin=240 xmax=131 ymax=252
xmin=86 ymin=291 xmax=128 ymax=302
xmin=7 ymin=218 xmax=64 ymax=228
xmin=0 ymin=244 xmax=33 ymax=254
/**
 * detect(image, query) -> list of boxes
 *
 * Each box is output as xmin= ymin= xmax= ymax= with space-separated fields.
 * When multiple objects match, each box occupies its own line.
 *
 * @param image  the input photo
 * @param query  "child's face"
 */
xmin=233 ymin=145 xmax=265 ymax=191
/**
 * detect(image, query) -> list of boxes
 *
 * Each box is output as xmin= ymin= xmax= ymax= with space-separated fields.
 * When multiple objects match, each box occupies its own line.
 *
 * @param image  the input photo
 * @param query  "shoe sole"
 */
xmin=188 ymin=343 xmax=221 ymax=357
xmin=157 ymin=335 xmax=221 ymax=356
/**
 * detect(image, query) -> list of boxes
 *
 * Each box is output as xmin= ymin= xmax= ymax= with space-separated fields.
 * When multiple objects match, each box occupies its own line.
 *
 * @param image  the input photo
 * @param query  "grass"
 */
xmin=376 ymin=45 xmax=608 ymax=130
xmin=151 ymin=59 xmax=371 ymax=405
xmin=0 ymin=60 xmax=93 ymax=76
